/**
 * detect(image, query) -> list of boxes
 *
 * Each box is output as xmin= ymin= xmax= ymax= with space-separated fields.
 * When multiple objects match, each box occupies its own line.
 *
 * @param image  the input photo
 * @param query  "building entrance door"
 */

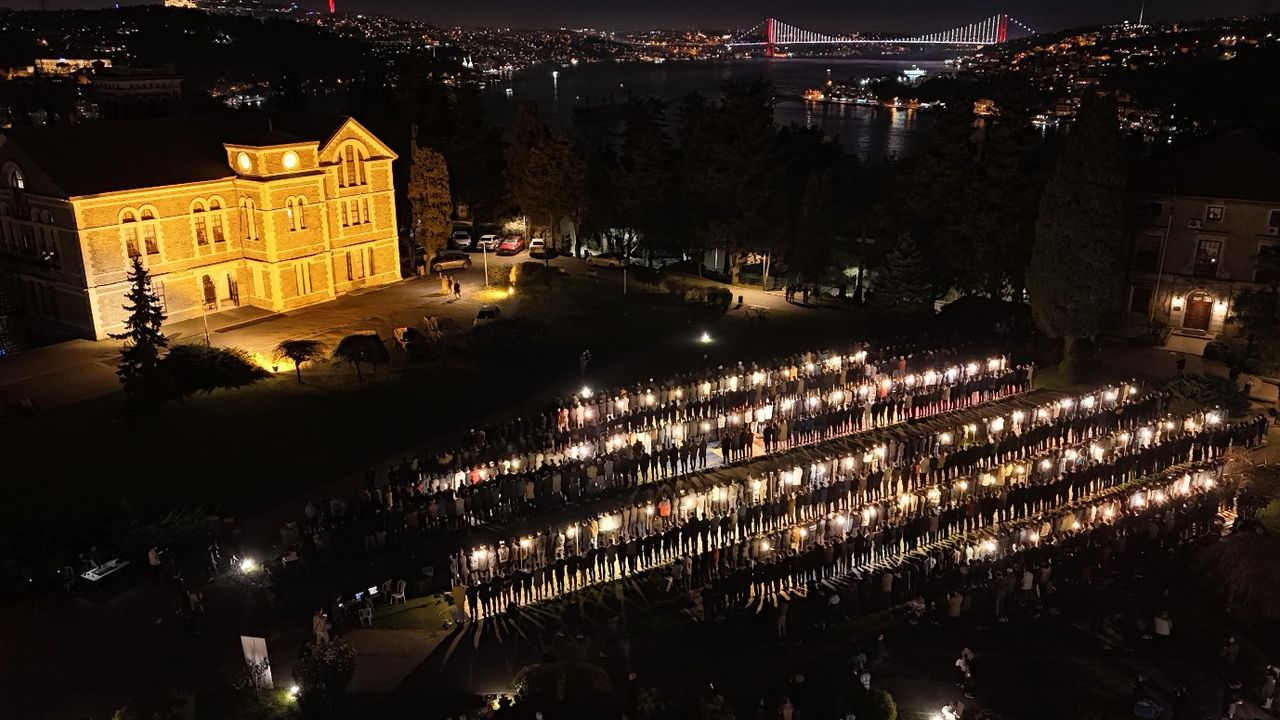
xmin=226 ymin=274 xmax=240 ymax=308
xmin=1183 ymin=295 xmax=1212 ymax=332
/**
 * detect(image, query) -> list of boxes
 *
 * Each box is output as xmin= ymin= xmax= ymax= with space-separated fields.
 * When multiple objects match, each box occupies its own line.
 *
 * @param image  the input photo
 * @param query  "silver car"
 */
xmin=430 ymin=250 xmax=472 ymax=273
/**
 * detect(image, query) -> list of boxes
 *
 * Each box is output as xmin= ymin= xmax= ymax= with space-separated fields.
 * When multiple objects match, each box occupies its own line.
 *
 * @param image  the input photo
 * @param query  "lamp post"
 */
xmin=482 ymin=241 xmax=489 ymax=288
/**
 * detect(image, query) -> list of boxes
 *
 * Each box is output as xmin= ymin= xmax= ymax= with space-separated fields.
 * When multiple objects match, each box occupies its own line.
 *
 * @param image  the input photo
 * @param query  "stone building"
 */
xmin=0 ymin=114 xmax=400 ymax=344
xmin=91 ymin=66 xmax=184 ymax=120
xmin=1125 ymin=132 xmax=1280 ymax=340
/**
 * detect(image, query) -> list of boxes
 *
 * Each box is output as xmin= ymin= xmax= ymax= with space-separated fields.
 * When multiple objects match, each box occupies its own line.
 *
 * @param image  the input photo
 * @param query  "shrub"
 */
xmin=845 ymin=688 xmax=897 ymax=720
xmin=293 ymin=640 xmax=358 ymax=714
xmin=162 ymin=345 xmax=268 ymax=400
xmin=1163 ymin=373 xmax=1249 ymax=418
xmin=709 ymin=287 xmax=734 ymax=310
xmin=512 ymin=661 xmax=612 ymax=710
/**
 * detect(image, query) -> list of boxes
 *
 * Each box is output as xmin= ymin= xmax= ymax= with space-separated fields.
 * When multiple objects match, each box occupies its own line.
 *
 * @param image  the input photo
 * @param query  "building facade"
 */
xmin=91 ymin=66 xmax=184 ymax=119
xmin=1125 ymin=132 xmax=1280 ymax=338
xmin=0 ymin=114 xmax=400 ymax=343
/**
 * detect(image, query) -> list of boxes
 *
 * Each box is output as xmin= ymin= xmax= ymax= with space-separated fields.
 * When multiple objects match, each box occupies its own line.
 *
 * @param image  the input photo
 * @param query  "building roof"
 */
xmin=1129 ymin=131 xmax=1280 ymax=203
xmin=2 ymin=113 xmax=351 ymax=197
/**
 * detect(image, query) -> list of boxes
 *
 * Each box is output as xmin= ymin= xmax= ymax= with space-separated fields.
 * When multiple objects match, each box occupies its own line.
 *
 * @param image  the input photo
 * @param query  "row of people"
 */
xmin=453 ymin=408 xmax=1243 ymax=615
xmin=299 ymin=355 xmax=1032 ymax=540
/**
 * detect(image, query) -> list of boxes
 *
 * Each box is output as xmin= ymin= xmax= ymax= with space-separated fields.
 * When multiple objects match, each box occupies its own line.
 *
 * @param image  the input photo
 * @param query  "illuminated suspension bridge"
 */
xmin=727 ymin=14 xmax=1036 ymax=56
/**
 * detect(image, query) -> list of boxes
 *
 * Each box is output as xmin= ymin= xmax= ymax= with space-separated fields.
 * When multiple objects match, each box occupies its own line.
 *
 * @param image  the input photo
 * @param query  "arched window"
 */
xmin=192 ymin=200 xmax=209 ymax=246
xmin=139 ymin=208 xmax=159 ymax=256
xmin=209 ymin=198 xmax=226 ymax=243
xmin=121 ymin=209 xmax=140 ymax=259
xmin=339 ymin=144 xmax=367 ymax=188
xmin=5 ymin=165 xmax=24 ymax=190
xmin=295 ymin=196 xmax=306 ymax=230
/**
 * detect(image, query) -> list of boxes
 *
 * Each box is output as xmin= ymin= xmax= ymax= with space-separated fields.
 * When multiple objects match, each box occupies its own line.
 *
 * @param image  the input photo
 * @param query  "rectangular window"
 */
xmin=1269 ymin=209 xmax=1280 ymax=230
xmin=1194 ymin=239 xmax=1222 ymax=277
xmin=154 ymin=280 xmax=167 ymax=313
xmin=1258 ymin=246 xmax=1280 ymax=284
xmin=360 ymin=198 xmax=370 ymax=225
xmin=346 ymin=250 xmax=365 ymax=281
xmin=295 ymin=263 xmax=313 ymax=296
xmin=340 ymin=203 xmax=349 ymax=227
xmin=1205 ymin=205 xmax=1225 ymax=223
xmin=125 ymin=227 xmax=141 ymax=259
xmin=195 ymin=217 xmax=208 ymax=246
xmin=1133 ymin=234 xmax=1161 ymax=272
xmin=1129 ymin=286 xmax=1152 ymax=314
xmin=45 ymin=285 xmax=59 ymax=319
xmin=143 ymin=225 xmax=159 ymax=255
xmin=366 ymin=246 xmax=376 ymax=276
xmin=213 ymin=216 xmax=225 ymax=243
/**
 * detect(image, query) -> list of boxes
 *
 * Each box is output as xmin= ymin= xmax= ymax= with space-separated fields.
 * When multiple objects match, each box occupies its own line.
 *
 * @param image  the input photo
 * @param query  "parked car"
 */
xmin=449 ymin=230 xmax=473 ymax=249
xmin=497 ymin=236 xmax=527 ymax=256
xmin=475 ymin=234 xmax=501 ymax=252
xmin=429 ymin=250 xmax=473 ymax=273
xmin=529 ymin=238 xmax=552 ymax=258
xmin=473 ymin=305 xmax=502 ymax=328
xmin=586 ymin=251 xmax=626 ymax=268
xmin=393 ymin=327 xmax=430 ymax=359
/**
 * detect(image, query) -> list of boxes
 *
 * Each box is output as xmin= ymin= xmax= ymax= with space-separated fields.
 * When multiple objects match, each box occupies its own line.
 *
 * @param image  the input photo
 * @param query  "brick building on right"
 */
xmin=1125 ymin=132 xmax=1280 ymax=339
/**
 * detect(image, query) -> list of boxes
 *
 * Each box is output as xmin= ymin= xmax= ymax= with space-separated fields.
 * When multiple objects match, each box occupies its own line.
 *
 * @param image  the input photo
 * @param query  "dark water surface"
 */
xmin=481 ymin=58 xmax=948 ymax=159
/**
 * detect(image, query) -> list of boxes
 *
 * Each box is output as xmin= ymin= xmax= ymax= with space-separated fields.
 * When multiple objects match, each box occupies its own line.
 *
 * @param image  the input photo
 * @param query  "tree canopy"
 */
xmin=1027 ymin=93 xmax=1129 ymax=361
xmin=408 ymin=140 xmax=453 ymax=258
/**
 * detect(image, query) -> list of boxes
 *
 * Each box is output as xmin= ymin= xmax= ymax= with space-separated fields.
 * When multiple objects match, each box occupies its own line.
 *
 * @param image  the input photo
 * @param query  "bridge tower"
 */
xmin=328 ymin=0 xmax=336 ymax=13
xmin=996 ymin=14 xmax=1008 ymax=43
xmin=765 ymin=17 xmax=776 ymax=57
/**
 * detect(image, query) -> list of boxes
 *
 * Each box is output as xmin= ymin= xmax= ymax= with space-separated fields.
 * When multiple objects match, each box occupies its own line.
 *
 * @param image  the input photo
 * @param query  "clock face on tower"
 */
xmin=236 ymin=152 xmax=251 ymax=172
xmin=282 ymin=150 xmax=299 ymax=170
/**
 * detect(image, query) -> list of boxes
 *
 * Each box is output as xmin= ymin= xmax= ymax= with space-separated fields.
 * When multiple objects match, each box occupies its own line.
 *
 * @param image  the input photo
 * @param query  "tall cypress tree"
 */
xmin=408 ymin=140 xmax=452 ymax=259
xmin=111 ymin=257 xmax=168 ymax=406
xmin=872 ymin=233 xmax=935 ymax=316
xmin=1027 ymin=93 xmax=1128 ymax=366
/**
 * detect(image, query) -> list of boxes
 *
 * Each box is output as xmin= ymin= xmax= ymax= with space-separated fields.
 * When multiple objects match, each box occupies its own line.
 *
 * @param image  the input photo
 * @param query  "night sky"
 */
xmin=0 ymin=0 xmax=1265 ymax=31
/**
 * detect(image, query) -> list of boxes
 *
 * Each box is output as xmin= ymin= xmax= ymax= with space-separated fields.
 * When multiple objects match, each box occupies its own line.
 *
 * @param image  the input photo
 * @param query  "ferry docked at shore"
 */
xmin=802 ymin=84 xmax=880 ymax=106
xmin=803 ymin=84 xmax=944 ymax=111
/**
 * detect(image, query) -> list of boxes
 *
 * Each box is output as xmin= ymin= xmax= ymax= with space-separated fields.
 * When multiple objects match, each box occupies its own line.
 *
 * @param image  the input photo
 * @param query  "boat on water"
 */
xmin=803 ymin=82 xmax=944 ymax=111
xmin=803 ymin=82 xmax=879 ymax=107
xmin=902 ymin=65 xmax=927 ymax=82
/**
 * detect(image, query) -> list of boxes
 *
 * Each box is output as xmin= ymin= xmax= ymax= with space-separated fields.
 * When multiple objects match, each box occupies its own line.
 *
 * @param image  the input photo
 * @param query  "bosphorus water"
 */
xmin=481 ymin=57 xmax=949 ymax=159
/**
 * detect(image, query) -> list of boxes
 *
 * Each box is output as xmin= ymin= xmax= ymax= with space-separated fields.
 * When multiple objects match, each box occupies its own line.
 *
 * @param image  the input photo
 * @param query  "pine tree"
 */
xmin=1027 ymin=93 xmax=1128 ymax=365
xmin=408 ymin=141 xmax=452 ymax=259
xmin=871 ymin=233 xmax=935 ymax=316
xmin=110 ymin=257 xmax=168 ymax=406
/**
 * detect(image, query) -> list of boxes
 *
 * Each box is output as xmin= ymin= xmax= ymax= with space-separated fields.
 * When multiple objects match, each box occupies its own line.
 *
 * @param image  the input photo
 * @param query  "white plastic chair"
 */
xmin=390 ymin=579 xmax=407 ymax=605
xmin=358 ymin=606 xmax=374 ymax=627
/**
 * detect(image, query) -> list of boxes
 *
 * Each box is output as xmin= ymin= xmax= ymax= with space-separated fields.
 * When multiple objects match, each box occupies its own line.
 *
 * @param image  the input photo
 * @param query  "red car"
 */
xmin=497 ymin=236 xmax=527 ymax=256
